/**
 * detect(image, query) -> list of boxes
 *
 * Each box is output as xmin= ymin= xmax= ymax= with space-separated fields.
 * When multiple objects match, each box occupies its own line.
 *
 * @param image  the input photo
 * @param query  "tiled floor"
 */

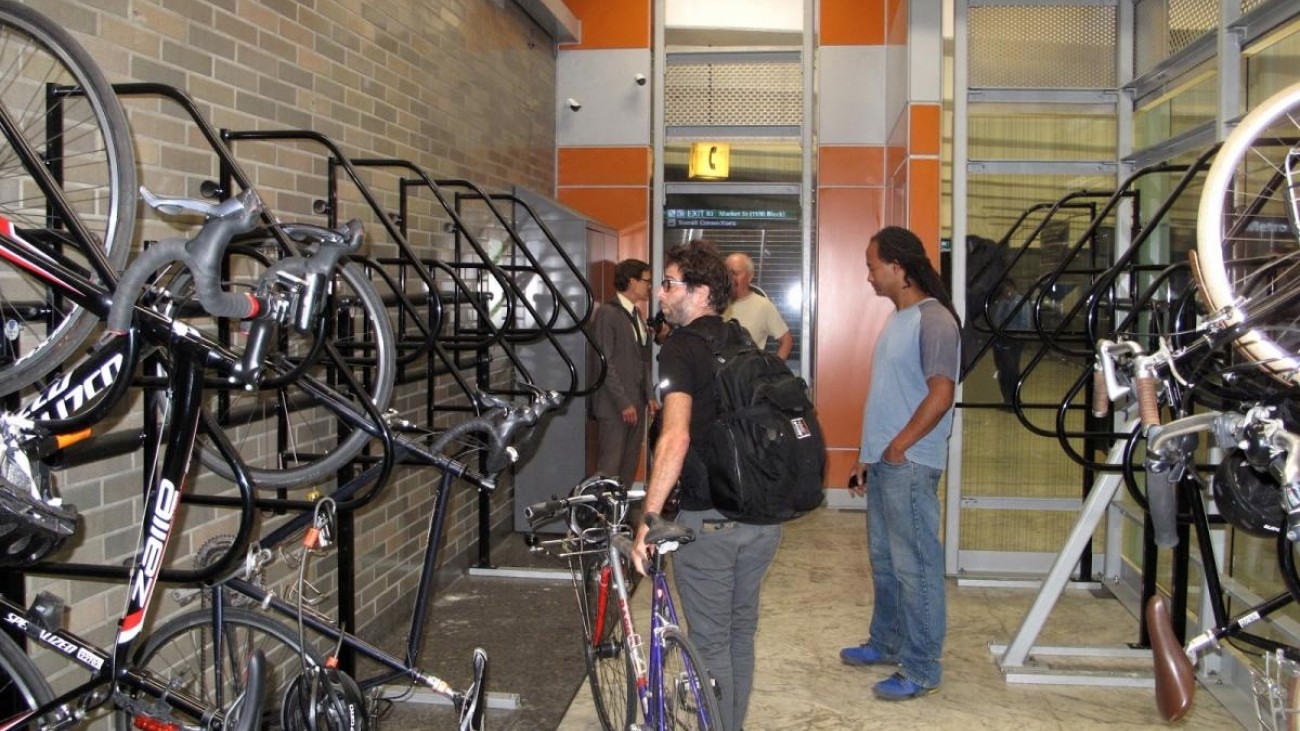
xmin=556 ymin=508 xmax=1241 ymax=730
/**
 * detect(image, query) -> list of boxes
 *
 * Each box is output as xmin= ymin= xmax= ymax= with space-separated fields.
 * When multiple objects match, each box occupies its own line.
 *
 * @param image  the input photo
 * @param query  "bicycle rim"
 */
xmin=153 ymin=254 xmax=397 ymax=489
xmin=122 ymin=607 xmax=320 ymax=731
xmin=1196 ymin=80 xmax=1300 ymax=387
xmin=658 ymin=627 xmax=722 ymax=731
xmin=0 ymin=0 xmax=135 ymax=397
xmin=0 ymin=629 xmax=61 ymax=729
xmin=582 ymin=556 xmax=635 ymax=731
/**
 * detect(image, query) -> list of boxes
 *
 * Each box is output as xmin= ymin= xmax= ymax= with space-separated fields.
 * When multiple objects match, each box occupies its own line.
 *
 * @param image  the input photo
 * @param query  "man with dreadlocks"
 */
xmin=840 ymin=226 xmax=960 ymax=701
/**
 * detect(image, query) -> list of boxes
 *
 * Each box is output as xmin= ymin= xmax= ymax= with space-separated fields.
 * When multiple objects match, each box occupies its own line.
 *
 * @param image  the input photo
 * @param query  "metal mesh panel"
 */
xmin=968 ymin=5 xmax=1116 ymax=88
xmin=1135 ymin=0 xmax=1221 ymax=73
xmin=1241 ymin=0 xmax=1269 ymax=12
xmin=665 ymin=61 xmax=802 ymax=126
xmin=1169 ymin=0 xmax=1218 ymax=55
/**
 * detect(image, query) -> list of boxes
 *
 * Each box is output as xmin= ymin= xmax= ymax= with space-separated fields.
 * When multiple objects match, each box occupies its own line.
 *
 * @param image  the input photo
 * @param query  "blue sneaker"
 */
xmin=873 ymin=672 xmax=938 ymax=701
xmin=839 ymin=643 xmax=894 ymax=667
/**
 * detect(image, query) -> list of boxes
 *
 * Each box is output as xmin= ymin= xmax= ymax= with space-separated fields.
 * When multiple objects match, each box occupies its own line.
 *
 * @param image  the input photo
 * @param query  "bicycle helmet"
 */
xmin=1212 ymin=448 xmax=1284 ymax=537
xmin=282 ymin=665 xmax=368 ymax=731
xmin=0 ymin=475 xmax=77 ymax=567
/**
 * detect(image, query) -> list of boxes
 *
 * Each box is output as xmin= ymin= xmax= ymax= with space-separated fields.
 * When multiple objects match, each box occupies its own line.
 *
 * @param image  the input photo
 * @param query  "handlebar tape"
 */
xmin=106 ymin=240 xmax=261 ymax=334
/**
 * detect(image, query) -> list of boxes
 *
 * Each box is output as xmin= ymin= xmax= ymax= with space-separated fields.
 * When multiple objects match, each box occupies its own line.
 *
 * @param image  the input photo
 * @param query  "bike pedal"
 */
xmin=27 ymin=591 xmax=66 ymax=632
xmin=628 ymin=725 xmax=652 ymax=731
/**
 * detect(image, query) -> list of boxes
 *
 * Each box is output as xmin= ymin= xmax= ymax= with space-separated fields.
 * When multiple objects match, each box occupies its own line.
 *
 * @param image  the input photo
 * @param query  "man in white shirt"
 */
xmin=723 ymin=252 xmax=793 ymax=360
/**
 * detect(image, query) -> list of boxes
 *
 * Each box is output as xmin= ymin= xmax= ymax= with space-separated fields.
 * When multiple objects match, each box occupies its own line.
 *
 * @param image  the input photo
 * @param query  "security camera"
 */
xmin=566 ymin=97 xmax=581 ymax=111
xmin=634 ymin=73 xmax=647 ymax=86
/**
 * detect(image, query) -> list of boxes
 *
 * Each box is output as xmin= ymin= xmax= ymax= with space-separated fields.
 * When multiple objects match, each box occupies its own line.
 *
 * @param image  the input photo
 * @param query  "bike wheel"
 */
xmin=0 ymin=629 xmax=62 ymax=728
xmin=580 ymin=554 xmax=635 ymax=731
xmin=1195 ymin=80 xmax=1300 ymax=387
xmin=122 ymin=607 xmax=320 ymax=731
xmin=0 ymin=0 xmax=135 ymax=397
xmin=154 ymin=254 xmax=397 ymax=489
xmin=658 ymin=627 xmax=722 ymax=731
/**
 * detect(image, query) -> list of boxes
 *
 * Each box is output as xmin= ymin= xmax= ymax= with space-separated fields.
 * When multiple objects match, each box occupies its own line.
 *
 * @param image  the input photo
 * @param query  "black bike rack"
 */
xmin=8 ymin=80 xmax=602 ymax=681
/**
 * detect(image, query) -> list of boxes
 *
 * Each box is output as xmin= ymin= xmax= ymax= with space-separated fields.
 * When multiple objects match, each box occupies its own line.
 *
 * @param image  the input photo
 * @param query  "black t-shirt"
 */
xmin=657 ymin=314 xmax=725 ymax=511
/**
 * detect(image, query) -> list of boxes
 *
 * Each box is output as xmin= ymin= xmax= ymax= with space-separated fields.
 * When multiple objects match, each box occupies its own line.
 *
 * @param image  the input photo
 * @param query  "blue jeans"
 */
xmin=866 ymin=459 xmax=946 ymax=688
xmin=672 ymin=509 xmax=781 ymax=731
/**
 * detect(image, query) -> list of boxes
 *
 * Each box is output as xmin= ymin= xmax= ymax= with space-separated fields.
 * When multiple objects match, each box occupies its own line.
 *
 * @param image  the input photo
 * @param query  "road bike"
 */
xmin=526 ymin=477 xmax=723 ymax=731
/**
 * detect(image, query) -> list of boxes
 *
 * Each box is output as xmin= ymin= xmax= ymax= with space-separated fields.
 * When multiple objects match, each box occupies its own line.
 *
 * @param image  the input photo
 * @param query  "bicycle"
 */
xmin=526 ymin=477 xmax=724 ymax=731
xmin=0 ymin=187 xmax=350 ymax=727
xmin=0 ymin=176 xmax=515 ymax=731
xmin=116 ymin=384 xmax=560 ymax=731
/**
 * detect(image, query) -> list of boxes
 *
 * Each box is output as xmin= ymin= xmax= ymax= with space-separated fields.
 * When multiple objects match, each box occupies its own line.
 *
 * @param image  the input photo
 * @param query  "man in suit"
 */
xmin=590 ymin=259 xmax=656 ymax=489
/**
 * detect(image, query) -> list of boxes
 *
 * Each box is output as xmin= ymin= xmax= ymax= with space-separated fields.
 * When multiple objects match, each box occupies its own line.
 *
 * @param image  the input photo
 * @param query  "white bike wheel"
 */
xmin=1196 ymin=81 xmax=1300 ymax=386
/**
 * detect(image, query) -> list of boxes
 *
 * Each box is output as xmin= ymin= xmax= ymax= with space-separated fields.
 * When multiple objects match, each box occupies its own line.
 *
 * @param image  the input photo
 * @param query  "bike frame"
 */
xmin=0 ymin=333 xmax=257 ymax=727
xmin=601 ymin=540 xmax=713 ymax=730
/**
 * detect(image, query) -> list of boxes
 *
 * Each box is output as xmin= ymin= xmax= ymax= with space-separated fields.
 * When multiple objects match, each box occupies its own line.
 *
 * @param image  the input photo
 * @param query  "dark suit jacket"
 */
xmin=589 ymin=297 xmax=653 ymax=421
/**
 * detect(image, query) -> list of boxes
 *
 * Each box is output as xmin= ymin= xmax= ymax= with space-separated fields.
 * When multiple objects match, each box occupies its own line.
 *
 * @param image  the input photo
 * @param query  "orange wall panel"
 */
xmin=558 ymin=147 xmax=651 ymax=186
xmin=907 ymin=157 xmax=941 ymax=261
xmin=557 ymin=186 xmax=648 ymax=233
xmin=908 ymin=104 xmax=941 ymax=156
xmin=819 ymin=145 xmax=885 ymax=187
xmin=815 ymin=187 xmax=891 ymax=450
xmin=820 ymin=0 xmax=885 ymax=46
xmin=561 ymin=0 xmax=650 ymax=50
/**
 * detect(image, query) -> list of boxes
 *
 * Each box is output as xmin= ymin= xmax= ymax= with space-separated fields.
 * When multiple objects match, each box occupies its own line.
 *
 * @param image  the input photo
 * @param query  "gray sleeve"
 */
xmin=918 ymin=301 xmax=960 ymax=382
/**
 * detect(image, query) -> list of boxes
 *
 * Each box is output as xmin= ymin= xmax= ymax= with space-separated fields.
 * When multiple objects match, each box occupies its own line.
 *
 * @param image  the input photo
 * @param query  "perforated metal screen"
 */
xmin=967 ymin=4 xmax=1116 ymax=88
xmin=1134 ymin=0 xmax=1220 ymax=73
xmin=665 ymin=61 xmax=802 ymax=126
xmin=1170 ymin=0 xmax=1218 ymax=54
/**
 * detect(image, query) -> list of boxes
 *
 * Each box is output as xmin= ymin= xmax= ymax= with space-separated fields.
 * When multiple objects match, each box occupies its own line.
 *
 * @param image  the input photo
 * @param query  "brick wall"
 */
xmin=17 ymin=0 xmax=558 ymax=706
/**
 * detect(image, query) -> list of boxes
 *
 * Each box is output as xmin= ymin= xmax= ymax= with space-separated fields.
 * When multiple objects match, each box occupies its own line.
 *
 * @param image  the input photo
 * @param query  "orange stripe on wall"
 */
xmin=909 ymin=104 xmax=941 ymax=156
xmin=558 ymin=147 xmax=650 ymax=187
xmin=907 ymin=157 xmax=941 ymax=261
xmin=820 ymin=0 xmax=885 ymax=46
xmin=561 ymin=0 xmax=650 ymax=50
xmin=557 ymin=186 xmax=648 ymax=232
xmin=819 ymin=146 xmax=885 ymax=187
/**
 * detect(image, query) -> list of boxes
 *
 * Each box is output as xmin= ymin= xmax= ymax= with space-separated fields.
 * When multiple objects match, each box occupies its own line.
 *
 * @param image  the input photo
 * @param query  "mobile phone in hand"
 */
xmin=848 ymin=473 xmax=860 ymax=489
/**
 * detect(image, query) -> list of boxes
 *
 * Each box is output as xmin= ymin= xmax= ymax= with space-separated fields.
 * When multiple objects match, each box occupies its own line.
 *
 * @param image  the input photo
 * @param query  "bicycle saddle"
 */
xmin=643 ymin=512 xmax=694 ymax=547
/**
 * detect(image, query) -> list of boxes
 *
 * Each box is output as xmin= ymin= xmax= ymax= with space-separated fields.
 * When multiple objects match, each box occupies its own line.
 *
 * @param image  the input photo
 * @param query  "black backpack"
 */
xmin=683 ymin=320 xmax=826 ymax=524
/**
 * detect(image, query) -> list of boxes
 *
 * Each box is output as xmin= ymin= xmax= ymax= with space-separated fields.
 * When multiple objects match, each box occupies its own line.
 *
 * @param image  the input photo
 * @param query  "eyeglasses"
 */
xmin=660 ymin=278 xmax=688 ymax=290
xmin=638 ymin=277 xmax=653 ymax=284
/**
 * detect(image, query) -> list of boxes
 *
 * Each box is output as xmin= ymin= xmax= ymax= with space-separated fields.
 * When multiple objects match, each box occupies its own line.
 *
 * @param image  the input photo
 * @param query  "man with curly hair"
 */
xmin=633 ymin=240 xmax=781 ymax=731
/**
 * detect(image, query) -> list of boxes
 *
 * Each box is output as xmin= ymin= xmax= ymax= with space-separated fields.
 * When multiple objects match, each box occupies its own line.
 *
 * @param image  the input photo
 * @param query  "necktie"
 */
xmin=633 ymin=311 xmax=645 ymax=345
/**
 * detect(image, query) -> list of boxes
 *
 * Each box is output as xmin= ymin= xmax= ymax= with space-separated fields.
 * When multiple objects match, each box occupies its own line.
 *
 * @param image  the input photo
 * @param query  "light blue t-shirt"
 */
xmin=859 ymin=298 xmax=960 ymax=470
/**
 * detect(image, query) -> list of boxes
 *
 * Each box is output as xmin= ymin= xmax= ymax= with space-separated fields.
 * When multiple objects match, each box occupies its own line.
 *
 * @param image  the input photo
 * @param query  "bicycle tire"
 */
xmin=658 ymin=627 xmax=723 ymax=731
xmin=580 ymin=554 xmax=635 ymax=731
xmin=1195 ymin=80 xmax=1300 ymax=387
xmin=0 ymin=0 xmax=135 ymax=397
xmin=120 ymin=607 xmax=321 ymax=731
xmin=154 ymin=255 xmax=397 ymax=489
xmin=0 ymin=628 xmax=61 ymax=728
